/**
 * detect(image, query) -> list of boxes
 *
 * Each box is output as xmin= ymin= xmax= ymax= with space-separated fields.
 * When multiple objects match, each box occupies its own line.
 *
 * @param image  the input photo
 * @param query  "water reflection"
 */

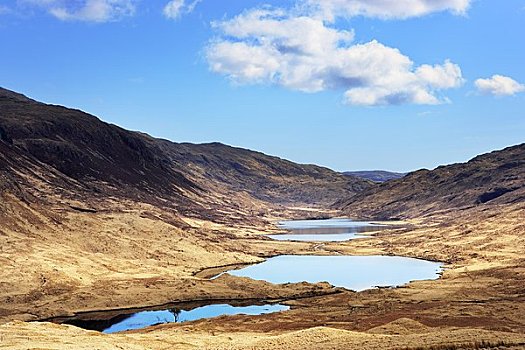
xmin=62 ymin=303 xmax=289 ymax=334
xmin=268 ymin=218 xmax=388 ymax=242
xmin=228 ymin=255 xmax=443 ymax=291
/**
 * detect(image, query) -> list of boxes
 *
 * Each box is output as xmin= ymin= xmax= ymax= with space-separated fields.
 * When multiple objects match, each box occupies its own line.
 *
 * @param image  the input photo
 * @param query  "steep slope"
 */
xmin=343 ymin=170 xmax=406 ymax=183
xmin=0 ymin=88 xmax=198 ymax=199
xmin=336 ymin=144 xmax=525 ymax=219
xmin=157 ymin=141 xmax=371 ymax=206
xmin=0 ymin=87 xmax=370 ymax=221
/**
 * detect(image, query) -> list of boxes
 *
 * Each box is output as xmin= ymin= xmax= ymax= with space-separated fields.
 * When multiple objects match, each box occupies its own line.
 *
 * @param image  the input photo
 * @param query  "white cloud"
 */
xmin=304 ymin=0 xmax=472 ymax=21
xmin=163 ymin=0 xmax=200 ymax=20
xmin=416 ymin=60 xmax=464 ymax=89
xmin=23 ymin=0 xmax=136 ymax=22
xmin=206 ymin=9 xmax=464 ymax=106
xmin=474 ymin=75 xmax=525 ymax=96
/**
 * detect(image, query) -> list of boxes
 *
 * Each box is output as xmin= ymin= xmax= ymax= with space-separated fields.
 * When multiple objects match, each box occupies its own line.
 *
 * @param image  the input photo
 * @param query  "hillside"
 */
xmin=0 ymin=87 xmax=370 ymax=223
xmin=343 ymin=170 xmax=406 ymax=183
xmin=0 ymin=87 xmax=373 ymax=326
xmin=336 ymin=144 xmax=525 ymax=219
xmin=1 ymin=88 xmax=525 ymax=350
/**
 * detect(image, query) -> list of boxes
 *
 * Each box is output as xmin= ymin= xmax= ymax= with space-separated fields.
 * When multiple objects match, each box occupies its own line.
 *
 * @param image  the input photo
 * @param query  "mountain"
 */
xmin=343 ymin=170 xmax=406 ymax=183
xmin=336 ymin=144 xmax=525 ymax=219
xmin=0 ymin=87 xmax=371 ymax=223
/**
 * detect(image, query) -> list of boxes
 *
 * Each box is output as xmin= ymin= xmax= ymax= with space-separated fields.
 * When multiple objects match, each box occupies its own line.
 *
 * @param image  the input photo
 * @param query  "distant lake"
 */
xmin=228 ymin=255 xmax=443 ymax=291
xmin=267 ymin=218 xmax=389 ymax=242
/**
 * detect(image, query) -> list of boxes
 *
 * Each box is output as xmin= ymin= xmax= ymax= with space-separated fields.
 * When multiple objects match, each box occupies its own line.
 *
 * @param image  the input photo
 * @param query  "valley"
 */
xmin=0 ymin=88 xmax=524 ymax=349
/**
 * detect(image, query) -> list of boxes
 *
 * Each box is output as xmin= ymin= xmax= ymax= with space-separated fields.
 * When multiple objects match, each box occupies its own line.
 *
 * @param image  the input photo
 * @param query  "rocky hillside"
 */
xmin=336 ymin=144 xmax=525 ymax=219
xmin=0 ymin=87 xmax=370 ymax=222
xmin=343 ymin=170 xmax=406 ymax=183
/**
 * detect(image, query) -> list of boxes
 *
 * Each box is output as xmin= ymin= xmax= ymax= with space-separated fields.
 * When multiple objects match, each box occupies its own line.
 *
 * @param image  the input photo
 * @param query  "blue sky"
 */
xmin=0 ymin=0 xmax=524 ymax=172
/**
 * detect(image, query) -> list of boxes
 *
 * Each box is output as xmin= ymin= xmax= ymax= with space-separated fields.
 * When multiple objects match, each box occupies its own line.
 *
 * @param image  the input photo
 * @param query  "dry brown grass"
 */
xmin=0 ymin=197 xmax=524 ymax=349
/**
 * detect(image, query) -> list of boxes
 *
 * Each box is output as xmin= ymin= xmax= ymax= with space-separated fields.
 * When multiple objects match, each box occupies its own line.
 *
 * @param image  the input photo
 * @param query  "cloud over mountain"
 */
xmin=206 ymin=8 xmax=464 ymax=106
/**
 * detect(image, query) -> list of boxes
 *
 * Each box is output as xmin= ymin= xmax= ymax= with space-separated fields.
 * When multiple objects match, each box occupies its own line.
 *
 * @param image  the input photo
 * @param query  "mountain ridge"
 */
xmin=343 ymin=170 xmax=406 ymax=183
xmin=0 ymin=87 xmax=371 ymax=224
xmin=336 ymin=143 xmax=525 ymax=219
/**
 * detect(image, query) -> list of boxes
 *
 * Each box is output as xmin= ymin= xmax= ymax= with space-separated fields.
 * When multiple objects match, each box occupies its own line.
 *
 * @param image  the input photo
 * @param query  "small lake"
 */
xmin=62 ymin=303 xmax=289 ymax=334
xmin=228 ymin=255 xmax=443 ymax=291
xmin=267 ymin=218 xmax=388 ymax=242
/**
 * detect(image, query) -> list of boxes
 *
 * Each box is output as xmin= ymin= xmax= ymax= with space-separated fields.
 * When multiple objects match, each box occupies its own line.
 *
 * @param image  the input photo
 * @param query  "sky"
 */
xmin=0 ymin=0 xmax=524 ymax=172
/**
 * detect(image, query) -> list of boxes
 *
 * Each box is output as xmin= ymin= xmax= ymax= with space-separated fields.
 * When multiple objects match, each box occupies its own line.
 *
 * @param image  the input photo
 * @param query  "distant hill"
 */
xmin=343 ymin=170 xmax=406 ymax=183
xmin=0 ymin=87 xmax=371 ymax=223
xmin=336 ymin=144 xmax=525 ymax=219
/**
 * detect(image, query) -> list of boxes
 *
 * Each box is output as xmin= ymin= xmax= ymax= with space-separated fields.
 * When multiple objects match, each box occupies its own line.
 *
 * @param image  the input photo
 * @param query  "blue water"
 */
xmin=228 ymin=255 xmax=442 ymax=292
xmin=102 ymin=304 xmax=289 ymax=334
xmin=278 ymin=218 xmax=380 ymax=229
xmin=267 ymin=232 xmax=368 ymax=241
xmin=267 ymin=218 xmax=387 ymax=242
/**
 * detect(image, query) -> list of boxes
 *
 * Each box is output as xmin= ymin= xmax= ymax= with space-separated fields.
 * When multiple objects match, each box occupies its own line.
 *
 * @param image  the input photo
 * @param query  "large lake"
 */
xmin=228 ymin=255 xmax=443 ymax=291
xmin=267 ymin=218 xmax=388 ymax=242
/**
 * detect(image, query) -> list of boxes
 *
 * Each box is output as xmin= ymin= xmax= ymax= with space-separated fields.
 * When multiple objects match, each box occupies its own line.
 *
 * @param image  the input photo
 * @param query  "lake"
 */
xmin=267 ymin=218 xmax=389 ymax=242
xmin=228 ymin=255 xmax=443 ymax=291
xmin=62 ymin=303 xmax=289 ymax=334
